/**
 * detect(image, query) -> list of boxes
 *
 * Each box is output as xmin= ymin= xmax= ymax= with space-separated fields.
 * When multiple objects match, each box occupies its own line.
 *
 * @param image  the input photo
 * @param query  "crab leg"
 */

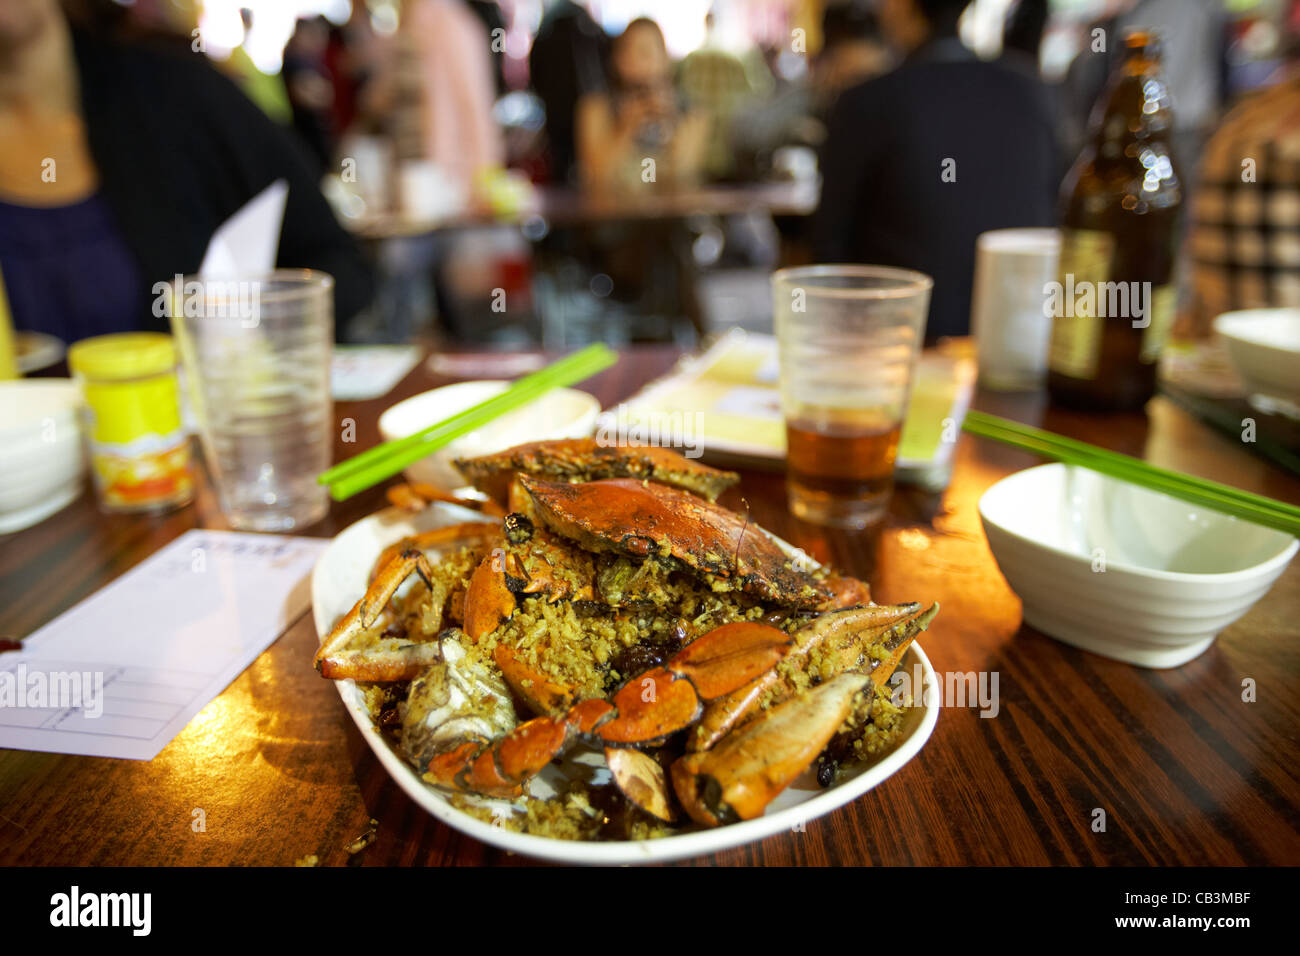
xmin=387 ymin=482 xmax=508 ymax=517
xmin=373 ymin=521 xmax=500 ymax=574
xmin=315 ymin=550 xmax=445 ymax=681
xmin=423 ymin=621 xmax=793 ymax=802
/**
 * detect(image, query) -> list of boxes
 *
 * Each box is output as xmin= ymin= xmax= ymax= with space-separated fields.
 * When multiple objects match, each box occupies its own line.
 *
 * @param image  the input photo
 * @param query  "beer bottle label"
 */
xmin=1140 ymin=284 xmax=1176 ymax=363
xmin=1047 ymin=229 xmax=1113 ymax=379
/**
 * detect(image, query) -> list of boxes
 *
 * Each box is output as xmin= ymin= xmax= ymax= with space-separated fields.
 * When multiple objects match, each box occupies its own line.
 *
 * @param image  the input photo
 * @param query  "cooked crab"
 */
xmin=315 ymin=440 xmax=937 ymax=833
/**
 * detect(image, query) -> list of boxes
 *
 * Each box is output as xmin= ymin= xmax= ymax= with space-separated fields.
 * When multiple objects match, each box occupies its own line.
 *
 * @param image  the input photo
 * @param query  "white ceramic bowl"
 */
xmin=979 ymin=463 xmax=1298 ymax=668
xmin=378 ymin=380 xmax=601 ymax=489
xmin=1213 ymin=309 xmax=1300 ymax=410
xmin=0 ymin=379 xmax=86 ymax=534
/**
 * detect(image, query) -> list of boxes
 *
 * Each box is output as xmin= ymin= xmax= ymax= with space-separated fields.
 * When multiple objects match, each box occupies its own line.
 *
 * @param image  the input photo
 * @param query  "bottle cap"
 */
xmin=68 ymin=332 xmax=177 ymax=382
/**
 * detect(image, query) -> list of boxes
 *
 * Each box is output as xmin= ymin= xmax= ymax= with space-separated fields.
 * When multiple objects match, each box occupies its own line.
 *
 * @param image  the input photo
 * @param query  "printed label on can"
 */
xmin=88 ymin=429 xmax=193 ymax=510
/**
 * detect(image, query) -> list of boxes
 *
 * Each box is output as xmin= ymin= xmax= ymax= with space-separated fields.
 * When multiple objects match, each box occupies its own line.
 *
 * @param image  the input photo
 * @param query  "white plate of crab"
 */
xmin=311 ymin=500 xmax=940 ymax=865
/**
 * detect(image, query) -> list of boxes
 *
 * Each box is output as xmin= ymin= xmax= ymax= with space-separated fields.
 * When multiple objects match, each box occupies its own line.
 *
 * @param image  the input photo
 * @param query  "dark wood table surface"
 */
xmin=2 ymin=345 xmax=1297 ymax=866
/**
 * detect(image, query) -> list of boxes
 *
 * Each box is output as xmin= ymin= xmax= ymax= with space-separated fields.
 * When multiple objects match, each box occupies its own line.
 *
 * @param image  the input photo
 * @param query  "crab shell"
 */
xmin=454 ymin=438 xmax=740 ymax=505
xmin=518 ymin=475 xmax=844 ymax=611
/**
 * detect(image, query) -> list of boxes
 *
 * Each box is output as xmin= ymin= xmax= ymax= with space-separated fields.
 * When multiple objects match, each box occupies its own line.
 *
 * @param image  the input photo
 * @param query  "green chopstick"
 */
xmin=962 ymin=410 xmax=1300 ymax=536
xmin=319 ymin=343 xmax=616 ymax=501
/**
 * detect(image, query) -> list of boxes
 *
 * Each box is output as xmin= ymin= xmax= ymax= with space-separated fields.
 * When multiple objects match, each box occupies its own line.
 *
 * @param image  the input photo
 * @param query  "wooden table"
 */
xmin=2 ymin=347 xmax=1297 ymax=866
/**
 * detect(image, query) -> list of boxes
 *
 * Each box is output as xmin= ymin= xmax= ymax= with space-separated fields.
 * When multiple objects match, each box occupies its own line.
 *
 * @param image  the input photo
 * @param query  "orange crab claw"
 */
xmin=597 ymin=668 xmax=704 ymax=744
xmin=595 ymin=621 xmax=792 ymax=745
xmin=463 ymin=550 xmax=517 ymax=642
xmin=667 ymin=621 xmax=792 ymax=699
xmin=672 ymin=673 xmax=870 ymax=826
xmin=688 ymin=603 xmax=929 ymax=752
xmin=493 ymin=645 xmax=576 ymax=714
xmin=422 ymin=714 xmax=574 ymax=799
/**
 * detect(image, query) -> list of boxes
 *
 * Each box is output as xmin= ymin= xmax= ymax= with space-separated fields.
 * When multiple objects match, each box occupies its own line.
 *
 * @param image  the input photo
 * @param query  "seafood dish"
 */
xmin=314 ymin=438 xmax=939 ymax=840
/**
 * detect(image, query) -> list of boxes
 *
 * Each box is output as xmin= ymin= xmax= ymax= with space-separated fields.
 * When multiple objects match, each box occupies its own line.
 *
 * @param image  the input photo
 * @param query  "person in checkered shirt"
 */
xmin=1186 ymin=49 xmax=1300 ymax=336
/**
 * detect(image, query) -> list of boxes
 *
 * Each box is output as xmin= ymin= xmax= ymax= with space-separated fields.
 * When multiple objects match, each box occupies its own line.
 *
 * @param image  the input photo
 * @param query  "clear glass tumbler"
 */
xmin=168 ymin=270 xmax=334 ymax=532
xmin=772 ymin=265 xmax=932 ymax=528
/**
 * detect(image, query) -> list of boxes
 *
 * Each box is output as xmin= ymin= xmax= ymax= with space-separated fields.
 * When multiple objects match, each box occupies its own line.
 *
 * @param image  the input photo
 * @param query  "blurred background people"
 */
xmin=220 ymin=7 xmax=292 ymax=124
xmin=576 ymin=17 xmax=709 ymax=191
xmin=1185 ymin=12 xmax=1300 ymax=337
xmin=0 ymin=0 xmax=372 ymax=343
xmin=812 ymin=0 xmax=1058 ymax=340
xmin=283 ymin=15 xmax=336 ymax=171
xmin=400 ymin=0 xmax=504 ymax=199
xmin=528 ymin=0 xmax=609 ymax=186
xmin=812 ymin=0 xmax=893 ymax=117
xmin=1002 ymin=0 xmax=1049 ymax=64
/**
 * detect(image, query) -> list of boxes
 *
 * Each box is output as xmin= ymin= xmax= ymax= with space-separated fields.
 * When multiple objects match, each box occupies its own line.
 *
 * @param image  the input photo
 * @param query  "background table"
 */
xmin=1 ymin=346 xmax=1297 ymax=866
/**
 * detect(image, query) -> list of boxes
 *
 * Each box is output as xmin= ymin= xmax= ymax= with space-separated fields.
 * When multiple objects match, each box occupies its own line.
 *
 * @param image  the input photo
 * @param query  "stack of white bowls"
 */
xmin=0 ymin=379 xmax=86 ymax=534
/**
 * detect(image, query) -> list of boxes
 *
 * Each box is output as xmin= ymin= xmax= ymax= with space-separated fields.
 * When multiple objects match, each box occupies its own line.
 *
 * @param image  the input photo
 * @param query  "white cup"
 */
xmin=971 ymin=228 xmax=1061 ymax=391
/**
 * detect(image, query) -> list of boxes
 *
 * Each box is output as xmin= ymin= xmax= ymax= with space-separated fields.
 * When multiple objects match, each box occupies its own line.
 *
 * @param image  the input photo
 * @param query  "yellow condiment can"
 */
xmin=67 ymin=332 xmax=194 ymax=513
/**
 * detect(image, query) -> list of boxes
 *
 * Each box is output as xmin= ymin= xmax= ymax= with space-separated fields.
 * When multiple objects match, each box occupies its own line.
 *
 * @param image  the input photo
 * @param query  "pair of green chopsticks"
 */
xmin=318 ymin=343 xmax=616 ymax=501
xmin=962 ymin=410 xmax=1300 ymax=536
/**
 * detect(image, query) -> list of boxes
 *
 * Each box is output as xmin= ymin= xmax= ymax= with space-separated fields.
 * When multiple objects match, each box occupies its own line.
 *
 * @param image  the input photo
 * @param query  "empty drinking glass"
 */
xmin=168 ymin=270 xmax=334 ymax=532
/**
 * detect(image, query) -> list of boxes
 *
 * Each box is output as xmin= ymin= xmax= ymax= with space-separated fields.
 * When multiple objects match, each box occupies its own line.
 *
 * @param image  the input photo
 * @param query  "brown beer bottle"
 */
xmin=1047 ymin=29 xmax=1182 ymax=412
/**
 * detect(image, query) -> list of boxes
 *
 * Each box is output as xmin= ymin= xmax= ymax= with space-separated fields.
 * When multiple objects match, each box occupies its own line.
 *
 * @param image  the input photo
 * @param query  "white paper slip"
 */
xmin=0 ymin=530 xmax=328 ymax=761
xmin=331 ymin=345 xmax=422 ymax=401
xmin=199 ymin=179 xmax=288 ymax=277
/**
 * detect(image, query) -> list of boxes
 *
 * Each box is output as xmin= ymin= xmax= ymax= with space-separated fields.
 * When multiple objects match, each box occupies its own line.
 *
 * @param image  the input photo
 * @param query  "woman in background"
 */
xmin=0 ymin=0 xmax=372 ymax=344
xmin=575 ymin=17 xmax=708 ymax=191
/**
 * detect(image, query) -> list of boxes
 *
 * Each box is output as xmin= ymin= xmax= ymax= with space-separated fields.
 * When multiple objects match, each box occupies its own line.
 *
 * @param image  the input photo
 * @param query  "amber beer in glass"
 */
xmin=773 ymin=266 xmax=931 ymax=528
xmin=1047 ymin=29 xmax=1183 ymax=411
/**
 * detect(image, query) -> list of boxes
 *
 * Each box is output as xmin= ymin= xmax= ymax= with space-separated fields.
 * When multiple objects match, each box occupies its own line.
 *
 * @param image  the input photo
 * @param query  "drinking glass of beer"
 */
xmin=772 ymin=265 xmax=932 ymax=528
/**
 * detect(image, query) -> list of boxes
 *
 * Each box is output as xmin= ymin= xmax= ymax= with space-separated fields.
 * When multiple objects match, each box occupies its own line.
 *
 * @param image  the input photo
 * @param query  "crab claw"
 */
xmin=315 ymin=550 xmax=444 ymax=681
xmin=594 ymin=621 xmax=792 ymax=745
xmin=671 ymin=673 xmax=870 ymax=826
xmin=464 ymin=550 xmax=517 ymax=642
xmin=606 ymin=747 xmax=677 ymax=823
xmin=688 ymin=603 xmax=934 ymax=752
xmin=425 ymin=714 xmax=573 ymax=798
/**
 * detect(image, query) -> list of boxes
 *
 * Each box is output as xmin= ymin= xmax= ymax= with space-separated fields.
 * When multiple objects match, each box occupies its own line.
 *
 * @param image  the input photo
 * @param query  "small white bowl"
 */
xmin=0 ymin=379 xmax=86 ymax=534
xmin=979 ymin=463 xmax=1298 ymax=668
xmin=378 ymin=380 xmax=601 ymax=489
xmin=1213 ymin=309 xmax=1300 ymax=411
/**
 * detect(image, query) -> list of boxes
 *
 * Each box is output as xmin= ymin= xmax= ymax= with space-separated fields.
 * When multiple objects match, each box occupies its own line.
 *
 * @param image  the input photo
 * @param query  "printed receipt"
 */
xmin=0 ymin=530 xmax=327 ymax=760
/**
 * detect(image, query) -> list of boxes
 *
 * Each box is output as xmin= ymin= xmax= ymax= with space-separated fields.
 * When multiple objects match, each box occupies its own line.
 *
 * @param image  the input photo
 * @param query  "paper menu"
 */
xmin=600 ymin=328 xmax=975 ymax=474
xmin=0 ymin=530 xmax=327 ymax=760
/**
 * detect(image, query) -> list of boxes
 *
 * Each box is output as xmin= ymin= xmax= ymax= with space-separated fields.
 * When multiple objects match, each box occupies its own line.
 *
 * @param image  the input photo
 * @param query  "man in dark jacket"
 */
xmin=812 ymin=0 xmax=1058 ymax=341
